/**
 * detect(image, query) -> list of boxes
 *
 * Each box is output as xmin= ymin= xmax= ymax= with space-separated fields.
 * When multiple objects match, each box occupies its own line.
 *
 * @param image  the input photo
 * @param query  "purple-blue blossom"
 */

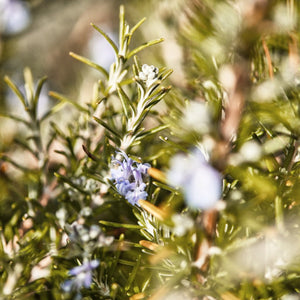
xmin=167 ymin=149 xmax=222 ymax=210
xmin=62 ymin=259 xmax=99 ymax=292
xmin=110 ymin=151 xmax=150 ymax=205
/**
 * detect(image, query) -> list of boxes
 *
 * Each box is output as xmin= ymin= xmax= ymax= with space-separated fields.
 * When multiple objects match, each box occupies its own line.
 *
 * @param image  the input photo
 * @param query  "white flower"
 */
xmin=67 ymin=222 xmax=114 ymax=250
xmin=56 ymin=207 xmax=68 ymax=228
xmin=239 ymin=140 xmax=262 ymax=162
xmin=164 ymin=289 xmax=194 ymax=300
xmin=138 ymin=64 xmax=159 ymax=87
xmin=181 ymin=101 xmax=211 ymax=134
xmin=172 ymin=214 xmax=194 ymax=236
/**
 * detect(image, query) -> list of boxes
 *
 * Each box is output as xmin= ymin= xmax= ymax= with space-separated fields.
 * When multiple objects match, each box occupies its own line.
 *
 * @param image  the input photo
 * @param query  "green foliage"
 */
xmin=1 ymin=1 xmax=300 ymax=299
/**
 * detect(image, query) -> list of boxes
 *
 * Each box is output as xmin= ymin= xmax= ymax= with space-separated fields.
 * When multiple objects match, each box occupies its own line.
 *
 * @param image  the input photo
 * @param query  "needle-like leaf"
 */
xmin=91 ymin=23 xmax=119 ymax=57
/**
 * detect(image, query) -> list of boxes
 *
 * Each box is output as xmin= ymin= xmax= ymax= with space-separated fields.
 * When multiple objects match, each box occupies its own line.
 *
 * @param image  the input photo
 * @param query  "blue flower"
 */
xmin=110 ymin=151 xmax=150 ymax=205
xmin=167 ymin=149 xmax=222 ymax=210
xmin=62 ymin=259 xmax=99 ymax=293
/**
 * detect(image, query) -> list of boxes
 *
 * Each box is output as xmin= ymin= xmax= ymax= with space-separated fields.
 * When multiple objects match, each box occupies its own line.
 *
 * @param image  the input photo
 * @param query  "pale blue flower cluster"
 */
xmin=66 ymin=222 xmax=114 ymax=251
xmin=110 ymin=151 xmax=150 ymax=205
xmin=62 ymin=259 xmax=99 ymax=293
xmin=167 ymin=149 xmax=222 ymax=210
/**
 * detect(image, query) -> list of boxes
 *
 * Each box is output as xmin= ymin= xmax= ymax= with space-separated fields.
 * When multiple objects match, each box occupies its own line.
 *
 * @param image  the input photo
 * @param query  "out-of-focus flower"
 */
xmin=167 ymin=149 xmax=222 ymax=210
xmin=239 ymin=140 xmax=262 ymax=162
xmin=181 ymin=101 xmax=211 ymax=134
xmin=30 ymin=256 xmax=52 ymax=282
xmin=273 ymin=3 xmax=296 ymax=32
xmin=223 ymin=230 xmax=300 ymax=281
xmin=62 ymin=260 xmax=99 ymax=292
xmin=0 ymin=0 xmax=30 ymax=35
xmin=3 ymin=263 xmax=23 ymax=296
xmin=163 ymin=289 xmax=194 ymax=300
xmin=56 ymin=207 xmax=68 ymax=228
xmin=65 ymin=176 xmax=100 ymax=201
xmin=110 ymin=151 xmax=150 ymax=205
xmin=229 ymin=140 xmax=262 ymax=165
xmin=281 ymin=295 xmax=300 ymax=300
xmin=138 ymin=64 xmax=159 ymax=87
xmin=0 ymin=232 xmax=19 ymax=258
xmin=66 ymin=222 xmax=114 ymax=249
xmin=171 ymin=214 xmax=194 ymax=236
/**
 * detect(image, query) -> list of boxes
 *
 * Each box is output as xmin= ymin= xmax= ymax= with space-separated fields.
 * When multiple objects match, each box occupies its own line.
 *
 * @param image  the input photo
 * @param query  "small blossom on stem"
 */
xmin=138 ymin=64 xmax=159 ymax=87
xmin=66 ymin=222 xmax=114 ymax=250
xmin=62 ymin=259 xmax=99 ymax=292
xmin=110 ymin=151 xmax=150 ymax=205
xmin=172 ymin=214 xmax=194 ymax=236
xmin=167 ymin=149 xmax=222 ymax=210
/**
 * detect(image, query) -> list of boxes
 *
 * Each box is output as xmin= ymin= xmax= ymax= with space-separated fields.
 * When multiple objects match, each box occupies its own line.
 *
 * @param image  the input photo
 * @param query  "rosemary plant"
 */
xmin=1 ymin=1 xmax=300 ymax=299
